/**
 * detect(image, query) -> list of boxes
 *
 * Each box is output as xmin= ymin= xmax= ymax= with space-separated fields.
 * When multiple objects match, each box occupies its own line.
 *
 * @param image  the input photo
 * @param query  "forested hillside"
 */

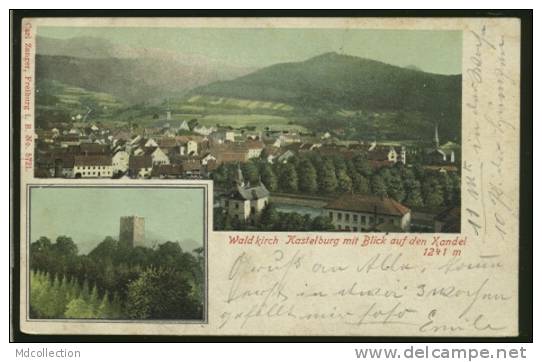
xmin=29 ymin=236 xmax=204 ymax=320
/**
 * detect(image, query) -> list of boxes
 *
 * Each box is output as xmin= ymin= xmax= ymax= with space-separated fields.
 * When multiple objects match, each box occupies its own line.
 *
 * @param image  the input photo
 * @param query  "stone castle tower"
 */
xmin=119 ymin=216 xmax=145 ymax=247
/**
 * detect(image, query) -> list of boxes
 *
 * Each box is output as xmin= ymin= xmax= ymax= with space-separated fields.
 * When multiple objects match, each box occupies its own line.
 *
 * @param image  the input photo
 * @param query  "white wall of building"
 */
xmin=74 ymin=165 xmax=113 ymax=178
xmin=326 ymin=209 xmax=410 ymax=231
xmin=112 ymin=151 xmax=129 ymax=173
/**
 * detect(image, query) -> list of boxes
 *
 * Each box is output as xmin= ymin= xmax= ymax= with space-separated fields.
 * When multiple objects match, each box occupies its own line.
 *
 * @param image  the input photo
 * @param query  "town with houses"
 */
xmin=35 ymin=111 xmax=461 ymax=233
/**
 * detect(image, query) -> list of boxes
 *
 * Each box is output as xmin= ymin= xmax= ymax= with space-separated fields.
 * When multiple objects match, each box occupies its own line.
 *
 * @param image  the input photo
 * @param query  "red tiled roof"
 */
xmin=180 ymin=159 xmax=202 ymax=171
xmin=324 ymin=193 xmax=410 ymax=217
xmin=129 ymin=155 xmax=153 ymax=169
xmin=175 ymin=135 xmax=203 ymax=143
xmin=246 ymin=140 xmax=264 ymax=149
xmin=74 ymin=155 xmax=112 ymax=166
xmin=47 ymin=153 xmax=75 ymax=168
xmin=367 ymin=149 xmax=391 ymax=161
xmin=151 ymin=164 xmax=183 ymax=177
xmin=206 ymin=160 xmax=218 ymax=171
xmin=218 ymin=152 xmax=248 ymax=163
xmin=158 ymin=137 xmax=178 ymax=148
xmin=368 ymin=160 xmax=394 ymax=169
xmin=317 ymin=146 xmax=355 ymax=160
xmin=79 ymin=143 xmax=110 ymax=155
xmin=264 ymin=146 xmax=280 ymax=156
xmin=211 ymin=144 xmax=249 ymax=163
xmin=58 ymin=135 xmax=80 ymax=142
xmin=283 ymin=142 xmax=303 ymax=152
xmin=34 ymin=167 xmax=51 ymax=177
xmin=298 ymin=143 xmax=316 ymax=150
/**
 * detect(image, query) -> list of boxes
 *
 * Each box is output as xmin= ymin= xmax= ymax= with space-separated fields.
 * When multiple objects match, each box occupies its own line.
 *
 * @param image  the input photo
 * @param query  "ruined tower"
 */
xmin=119 ymin=216 xmax=145 ymax=247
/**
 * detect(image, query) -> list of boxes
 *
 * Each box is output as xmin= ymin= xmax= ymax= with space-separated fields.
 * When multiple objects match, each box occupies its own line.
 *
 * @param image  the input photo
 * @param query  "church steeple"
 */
xmin=434 ymin=123 xmax=440 ymax=148
xmin=235 ymin=163 xmax=245 ymax=187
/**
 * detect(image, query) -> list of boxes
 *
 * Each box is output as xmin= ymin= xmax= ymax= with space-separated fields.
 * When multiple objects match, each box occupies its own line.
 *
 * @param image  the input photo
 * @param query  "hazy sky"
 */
xmin=38 ymin=27 xmax=462 ymax=74
xmin=30 ymin=187 xmax=205 ymax=254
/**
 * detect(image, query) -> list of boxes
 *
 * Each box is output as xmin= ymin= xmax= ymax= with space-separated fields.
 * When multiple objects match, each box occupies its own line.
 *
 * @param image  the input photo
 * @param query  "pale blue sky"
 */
xmin=30 ymin=187 xmax=205 ymax=254
xmin=38 ymin=27 xmax=462 ymax=74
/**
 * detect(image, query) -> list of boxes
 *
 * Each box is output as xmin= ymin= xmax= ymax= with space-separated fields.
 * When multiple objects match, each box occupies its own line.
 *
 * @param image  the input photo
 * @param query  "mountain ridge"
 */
xmin=35 ymin=36 xmax=255 ymax=103
xmin=190 ymin=51 xmax=461 ymax=114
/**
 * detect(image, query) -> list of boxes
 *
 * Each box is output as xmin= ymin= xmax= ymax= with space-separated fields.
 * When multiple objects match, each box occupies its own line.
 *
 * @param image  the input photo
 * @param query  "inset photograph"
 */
xmin=28 ymin=186 xmax=206 ymax=321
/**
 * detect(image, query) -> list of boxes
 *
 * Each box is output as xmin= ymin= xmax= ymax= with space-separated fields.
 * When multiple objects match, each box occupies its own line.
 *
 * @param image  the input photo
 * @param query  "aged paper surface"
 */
xmin=19 ymin=17 xmax=521 ymax=336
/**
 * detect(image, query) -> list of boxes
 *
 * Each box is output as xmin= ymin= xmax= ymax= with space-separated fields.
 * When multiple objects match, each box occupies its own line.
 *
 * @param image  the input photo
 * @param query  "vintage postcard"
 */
xmin=17 ymin=16 xmax=523 ymax=336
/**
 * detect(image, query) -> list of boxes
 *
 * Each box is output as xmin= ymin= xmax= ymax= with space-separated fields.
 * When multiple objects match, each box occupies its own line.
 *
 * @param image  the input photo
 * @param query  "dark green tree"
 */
xmin=371 ymin=175 xmax=388 ymax=197
xmin=278 ymin=163 xmax=298 ymax=192
xmin=352 ymin=154 xmax=373 ymax=176
xmin=31 ymin=236 xmax=52 ymax=253
xmin=213 ymin=207 xmax=226 ymax=230
xmin=259 ymin=203 xmax=280 ymax=230
xmin=212 ymin=164 xmax=230 ymax=189
xmin=404 ymin=179 xmax=424 ymax=207
xmin=387 ymin=174 xmax=406 ymax=202
xmin=337 ymin=169 xmax=353 ymax=193
xmin=260 ymin=163 xmax=278 ymax=191
xmin=297 ymin=159 xmax=318 ymax=193
xmin=53 ymin=236 xmax=78 ymax=257
xmin=448 ymin=172 xmax=461 ymax=205
xmin=311 ymin=216 xmax=335 ymax=231
xmin=242 ymin=161 xmax=260 ymax=185
xmin=126 ymin=268 xmax=200 ymax=319
xmin=153 ymin=242 xmax=183 ymax=270
xmin=352 ymin=173 xmax=370 ymax=194
xmin=422 ymin=176 xmax=445 ymax=207
xmin=188 ymin=119 xmax=199 ymax=130
xmin=318 ymin=159 xmax=338 ymax=193
xmin=89 ymin=237 xmax=118 ymax=261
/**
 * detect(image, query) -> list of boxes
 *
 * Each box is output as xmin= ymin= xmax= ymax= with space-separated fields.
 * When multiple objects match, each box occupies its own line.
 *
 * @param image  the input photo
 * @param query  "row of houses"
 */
xmin=36 ymin=138 xmax=411 ymax=179
xmin=35 ymin=118 xmax=459 ymax=179
xmin=37 ymin=141 xmax=456 ymax=180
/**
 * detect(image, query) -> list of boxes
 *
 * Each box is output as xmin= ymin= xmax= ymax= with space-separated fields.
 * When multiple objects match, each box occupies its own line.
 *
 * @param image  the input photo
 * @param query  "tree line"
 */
xmin=212 ymin=153 xmax=460 ymax=209
xmin=30 ymin=235 xmax=204 ymax=320
xmin=214 ymin=203 xmax=335 ymax=231
xmin=30 ymin=270 xmax=123 ymax=319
